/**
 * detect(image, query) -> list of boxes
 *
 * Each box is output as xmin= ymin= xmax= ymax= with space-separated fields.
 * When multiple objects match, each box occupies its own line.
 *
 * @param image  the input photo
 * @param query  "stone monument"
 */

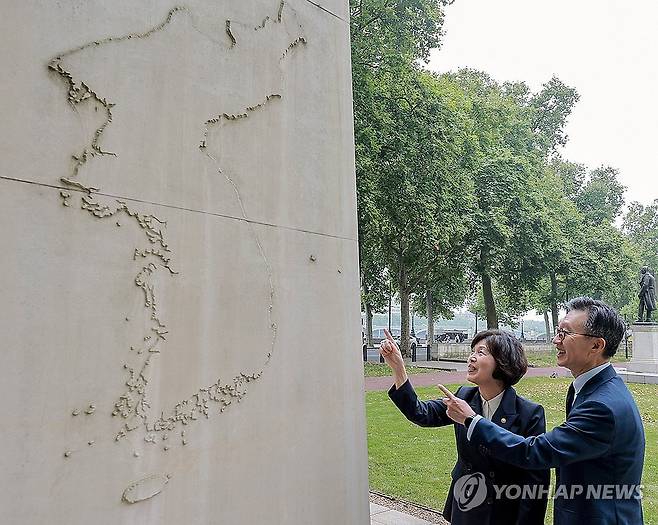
xmin=0 ymin=1 xmax=369 ymax=523
xmin=620 ymin=267 xmax=658 ymax=383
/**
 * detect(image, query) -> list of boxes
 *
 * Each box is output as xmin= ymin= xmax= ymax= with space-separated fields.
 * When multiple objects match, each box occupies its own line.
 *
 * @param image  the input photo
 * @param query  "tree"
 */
xmin=367 ymin=69 xmax=475 ymax=355
xmin=350 ymin=0 xmax=447 ymax=73
xmin=524 ymin=163 xmax=585 ymax=331
xmin=622 ymin=199 xmax=658 ymax=272
xmin=411 ymin=262 xmax=470 ymax=344
xmin=468 ymin=281 xmax=525 ymax=329
xmin=359 ymin=233 xmax=390 ymax=346
xmin=449 ymin=69 xmax=559 ymax=328
xmin=527 ymin=162 xmax=638 ymax=321
xmin=528 ymin=76 xmax=580 ymax=156
xmin=519 ymin=78 xmax=581 ymax=329
xmin=565 ymin=223 xmax=640 ymax=309
xmin=351 ymin=0 xmax=456 ymax=352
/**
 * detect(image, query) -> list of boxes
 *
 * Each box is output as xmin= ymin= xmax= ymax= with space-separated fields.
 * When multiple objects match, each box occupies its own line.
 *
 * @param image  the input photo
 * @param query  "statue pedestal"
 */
xmin=627 ymin=323 xmax=658 ymax=373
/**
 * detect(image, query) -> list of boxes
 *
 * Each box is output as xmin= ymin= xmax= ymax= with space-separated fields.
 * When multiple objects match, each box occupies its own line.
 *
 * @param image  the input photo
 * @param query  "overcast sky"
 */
xmin=428 ymin=0 xmax=658 ymax=208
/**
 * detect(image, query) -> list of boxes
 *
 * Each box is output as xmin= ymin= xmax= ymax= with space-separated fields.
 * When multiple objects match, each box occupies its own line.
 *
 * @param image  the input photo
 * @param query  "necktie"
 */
xmin=566 ymin=384 xmax=575 ymax=417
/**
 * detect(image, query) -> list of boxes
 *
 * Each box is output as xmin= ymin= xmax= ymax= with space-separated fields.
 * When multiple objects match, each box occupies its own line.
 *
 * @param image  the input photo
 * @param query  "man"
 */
xmin=638 ymin=266 xmax=656 ymax=322
xmin=439 ymin=297 xmax=645 ymax=525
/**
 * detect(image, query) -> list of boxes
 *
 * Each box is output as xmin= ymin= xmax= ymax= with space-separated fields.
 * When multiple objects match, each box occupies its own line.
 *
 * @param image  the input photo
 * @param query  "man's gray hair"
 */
xmin=566 ymin=297 xmax=625 ymax=358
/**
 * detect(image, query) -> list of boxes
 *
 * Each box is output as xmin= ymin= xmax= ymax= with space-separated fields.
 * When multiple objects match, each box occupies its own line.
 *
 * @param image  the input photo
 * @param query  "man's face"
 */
xmin=553 ymin=309 xmax=602 ymax=375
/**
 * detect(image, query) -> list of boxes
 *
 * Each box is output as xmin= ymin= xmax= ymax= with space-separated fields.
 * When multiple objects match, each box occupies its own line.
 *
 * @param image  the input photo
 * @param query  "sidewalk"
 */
xmin=370 ymin=502 xmax=437 ymax=525
xmin=369 ymin=493 xmax=448 ymax=525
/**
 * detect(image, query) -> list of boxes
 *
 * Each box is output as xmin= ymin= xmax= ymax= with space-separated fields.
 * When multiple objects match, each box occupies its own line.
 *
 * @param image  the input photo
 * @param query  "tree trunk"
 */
xmin=426 ymin=289 xmax=434 ymax=345
xmin=388 ymin=285 xmax=392 ymax=332
xmin=550 ymin=271 xmax=559 ymax=335
xmin=564 ymin=271 xmax=570 ymax=302
xmin=399 ymin=263 xmax=410 ymax=357
xmin=543 ymin=311 xmax=551 ymax=341
xmin=366 ymin=303 xmax=374 ymax=347
xmin=481 ymin=272 xmax=498 ymax=329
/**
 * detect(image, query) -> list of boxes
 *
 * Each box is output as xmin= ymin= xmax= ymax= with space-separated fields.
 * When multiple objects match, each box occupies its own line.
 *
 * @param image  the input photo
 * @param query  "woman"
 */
xmin=380 ymin=329 xmax=548 ymax=525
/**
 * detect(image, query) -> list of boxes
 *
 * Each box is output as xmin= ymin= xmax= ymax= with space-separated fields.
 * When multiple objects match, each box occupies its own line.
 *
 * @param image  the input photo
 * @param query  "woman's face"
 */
xmin=466 ymin=341 xmax=497 ymax=385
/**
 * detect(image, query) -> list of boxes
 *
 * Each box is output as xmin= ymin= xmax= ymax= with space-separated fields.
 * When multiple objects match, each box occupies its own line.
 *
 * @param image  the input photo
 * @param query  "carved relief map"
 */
xmin=47 ymin=0 xmax=306 ymax=501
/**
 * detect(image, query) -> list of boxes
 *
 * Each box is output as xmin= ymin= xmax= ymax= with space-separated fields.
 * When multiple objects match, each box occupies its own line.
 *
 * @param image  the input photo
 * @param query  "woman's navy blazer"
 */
xmin=389 ymin=380 xmax=549 ymax=525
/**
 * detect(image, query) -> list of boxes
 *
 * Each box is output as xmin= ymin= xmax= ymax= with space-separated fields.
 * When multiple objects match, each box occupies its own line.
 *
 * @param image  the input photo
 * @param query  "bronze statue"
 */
xmin=638 ymin=266 xmax=656 ymax=322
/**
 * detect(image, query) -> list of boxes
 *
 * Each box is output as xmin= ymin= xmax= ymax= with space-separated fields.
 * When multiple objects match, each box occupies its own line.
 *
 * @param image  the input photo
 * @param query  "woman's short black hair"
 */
xmin=471 ymin=329 xmax=528 ymax=387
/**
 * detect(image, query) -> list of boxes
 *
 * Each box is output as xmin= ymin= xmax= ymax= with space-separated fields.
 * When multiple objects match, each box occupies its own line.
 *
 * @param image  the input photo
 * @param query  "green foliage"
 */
xmin=623 ymin=199 xmax=658 ymax=273
xmin=352 ymin=0 xmax=468 ymax=350
xmin=525 ymin=160 xmax=639 ymax=318
xmin=566 ymin=223 xmax=640 ymax=308
xmin=467 ymin=281 xmax=524 ymax=328
xmin=444 ymin=70 xmax=575 ymax=326
xmin=364 ymin=362 xmax=437 ymax=377
xmin=529 ymin=76 xmax=580 ymax=155
xmin=575 ymin=166 xmax=627 ymax=226
xmin=351 ymin=0 xmax=642 ymax=335
xmin=350 ymin=0 xmax=447 ymax=70
xmin=412 ymin=267 xmax=469 ymax=320
xmin=549 ymin=157 xmax=587 ymax=200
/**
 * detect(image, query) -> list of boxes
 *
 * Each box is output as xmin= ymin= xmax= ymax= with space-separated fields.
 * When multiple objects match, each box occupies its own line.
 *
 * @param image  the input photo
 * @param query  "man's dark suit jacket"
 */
xmin=389 ymin=380 xmax=549 ymax=525
xmin=470 ymin=365 xmax=645 ymax=524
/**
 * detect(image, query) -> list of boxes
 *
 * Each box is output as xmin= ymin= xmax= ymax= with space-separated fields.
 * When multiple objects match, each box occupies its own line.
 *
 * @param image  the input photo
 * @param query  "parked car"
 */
xmin=436 ymin=330 xmax=469 ymax=343
xmin=415 ymin=329 xmax=429 ymax=345
xmin=371 ymin=327 xmax=400 ymax=346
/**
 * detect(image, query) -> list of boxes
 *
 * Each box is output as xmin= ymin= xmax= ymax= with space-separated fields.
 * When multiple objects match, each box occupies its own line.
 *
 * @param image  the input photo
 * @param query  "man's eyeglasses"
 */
xmin=554 ymin=327 xmax=599 ymax=342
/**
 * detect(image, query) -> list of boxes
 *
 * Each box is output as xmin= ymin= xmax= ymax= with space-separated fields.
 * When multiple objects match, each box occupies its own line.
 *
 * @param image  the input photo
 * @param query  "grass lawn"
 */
xmin=525 ymin=350 xmax=631 ymax=368
xmin=366 ymin=376 xmax=658 ymax=524
xmin=364 ymin=362 xmax=439 ymax=377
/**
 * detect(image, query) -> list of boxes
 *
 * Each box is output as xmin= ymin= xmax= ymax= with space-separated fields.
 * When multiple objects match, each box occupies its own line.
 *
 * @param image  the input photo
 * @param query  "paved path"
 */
xmin=365 ymin=366 xmax=573 ymax=391
xmin=371 ymin=502 xmax=438 ymax=525
xmin=369 ymin=494 xmax=449 ymax=525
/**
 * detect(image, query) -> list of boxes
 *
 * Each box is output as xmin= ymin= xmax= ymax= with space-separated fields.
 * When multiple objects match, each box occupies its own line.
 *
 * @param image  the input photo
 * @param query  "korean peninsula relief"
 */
xmin=47 ymin=0 xmax=306 ymax=471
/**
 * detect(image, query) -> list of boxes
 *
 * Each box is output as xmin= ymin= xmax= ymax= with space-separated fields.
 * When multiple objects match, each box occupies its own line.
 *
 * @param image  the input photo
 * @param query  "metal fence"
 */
xmin=433 ymin=340 xmax=634 ymax=362
xmin=363 ymin=344 xmax=433 ymax=363
xmin=364 ymin=339 xmax=633 ymax=364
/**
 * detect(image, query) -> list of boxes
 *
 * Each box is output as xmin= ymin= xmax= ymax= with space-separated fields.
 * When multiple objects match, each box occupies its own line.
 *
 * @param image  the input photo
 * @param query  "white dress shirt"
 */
xmin=481 ymin=389 xmax=505 ymax=420
xmin=466 ymin=389 xmax=504 ymax=440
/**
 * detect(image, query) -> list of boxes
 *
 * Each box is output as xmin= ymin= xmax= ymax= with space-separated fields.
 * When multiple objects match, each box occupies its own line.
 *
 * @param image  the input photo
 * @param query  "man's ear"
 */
xmin=591 ymin=337 xmax=606 ymax=355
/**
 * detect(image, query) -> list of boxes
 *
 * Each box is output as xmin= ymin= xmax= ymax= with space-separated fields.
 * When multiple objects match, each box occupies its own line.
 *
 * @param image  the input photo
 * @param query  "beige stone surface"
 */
xmin=628 ymin=323 xmax=658 ymax=374
xmin=0 ymin=1 xmax=368 ymax=523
